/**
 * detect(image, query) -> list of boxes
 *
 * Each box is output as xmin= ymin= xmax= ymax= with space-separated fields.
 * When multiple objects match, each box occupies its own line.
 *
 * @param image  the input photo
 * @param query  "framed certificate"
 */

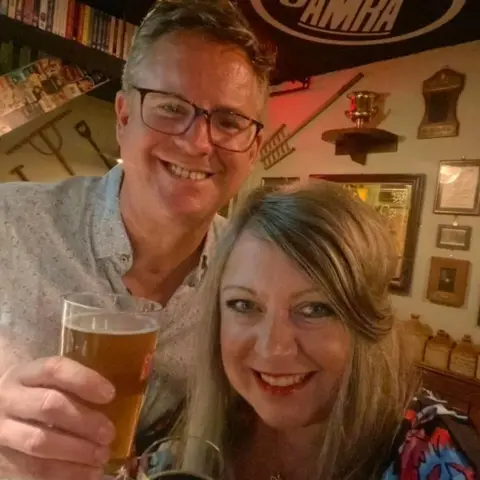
xmin=433 ymin=159 xmax=480 ymax=215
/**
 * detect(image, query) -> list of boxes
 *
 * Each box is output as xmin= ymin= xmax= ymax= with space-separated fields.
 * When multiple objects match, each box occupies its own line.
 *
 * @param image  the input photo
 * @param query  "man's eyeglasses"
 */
xmin=133 ymin=87 xmax=264 ymax=153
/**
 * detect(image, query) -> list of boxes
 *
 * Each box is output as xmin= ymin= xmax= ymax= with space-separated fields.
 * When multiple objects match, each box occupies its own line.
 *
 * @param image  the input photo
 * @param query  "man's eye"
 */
xmin=298 ymin=302 xmax=335 ymax=318
xmin=156 ymin=103 xmax=188 ymax=116
xmin=214 ymin=113 xmax=248 ymax=132
xmin=225 ymin=299 xmax=257 ymax=313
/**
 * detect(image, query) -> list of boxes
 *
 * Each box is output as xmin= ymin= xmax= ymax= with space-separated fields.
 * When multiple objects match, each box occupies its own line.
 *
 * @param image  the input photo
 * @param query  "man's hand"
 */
xmin=0 ymin=356 xmax=116 ymax=480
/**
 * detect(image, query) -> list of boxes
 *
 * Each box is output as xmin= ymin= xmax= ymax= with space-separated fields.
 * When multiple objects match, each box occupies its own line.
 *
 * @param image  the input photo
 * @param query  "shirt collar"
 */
xmin=91 ymin=165 xmax=132 ymax=261
xmin=190 ymin=213 xmax=227 ymax=286
xmin=91 ymin=165 xmax=227 ymax=281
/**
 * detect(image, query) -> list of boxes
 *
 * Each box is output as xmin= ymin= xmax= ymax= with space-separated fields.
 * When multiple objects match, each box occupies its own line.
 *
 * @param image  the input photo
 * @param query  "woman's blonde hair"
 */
xmin=180 ymin=180 xmax=420 ymax=479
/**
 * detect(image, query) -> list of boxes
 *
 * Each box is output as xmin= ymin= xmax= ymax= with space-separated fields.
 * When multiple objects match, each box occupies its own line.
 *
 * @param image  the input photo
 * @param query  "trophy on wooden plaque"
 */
xmin=345 ymin=91 xmax=379 ymax=128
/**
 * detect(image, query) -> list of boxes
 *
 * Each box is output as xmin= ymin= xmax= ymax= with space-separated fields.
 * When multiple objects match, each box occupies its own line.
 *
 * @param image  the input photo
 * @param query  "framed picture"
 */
xmin=436 ymin=224 xmax=472 ymax=251
xmin=309 ymin=173 xmax=426 ymax=295
xmin=426 ymin=256 xmax=470 ymax=307
xmin=433 ymin=159 xmax=480 ymax=215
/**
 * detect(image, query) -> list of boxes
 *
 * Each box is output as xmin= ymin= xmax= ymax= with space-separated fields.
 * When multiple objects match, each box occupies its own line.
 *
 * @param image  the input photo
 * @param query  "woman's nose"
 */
xmin=254 ymin=311 xmax=298 ymax=358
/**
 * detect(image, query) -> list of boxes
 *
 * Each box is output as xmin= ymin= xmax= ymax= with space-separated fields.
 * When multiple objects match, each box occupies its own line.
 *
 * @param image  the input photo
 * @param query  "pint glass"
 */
xmin=61 ymin=292 xmax=162 ymax=474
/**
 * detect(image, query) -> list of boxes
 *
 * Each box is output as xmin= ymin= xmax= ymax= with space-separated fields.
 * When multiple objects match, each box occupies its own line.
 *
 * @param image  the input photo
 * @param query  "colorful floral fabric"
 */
xmin=382 ymin=390 xmax=479 ymax=479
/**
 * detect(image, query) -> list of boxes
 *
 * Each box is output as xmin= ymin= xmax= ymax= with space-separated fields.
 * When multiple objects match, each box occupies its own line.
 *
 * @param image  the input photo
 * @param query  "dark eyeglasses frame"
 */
xmin=132 ymin=86 xmax=264 ymax=153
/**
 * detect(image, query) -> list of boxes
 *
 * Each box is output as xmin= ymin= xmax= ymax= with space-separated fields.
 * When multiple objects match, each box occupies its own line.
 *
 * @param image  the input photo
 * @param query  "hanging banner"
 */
xmin=237 ymin=0 xmax=479 ymax=82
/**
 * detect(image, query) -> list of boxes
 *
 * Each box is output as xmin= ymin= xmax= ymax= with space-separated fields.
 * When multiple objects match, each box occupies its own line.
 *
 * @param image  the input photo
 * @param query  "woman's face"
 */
xmin=220 ymin=232 xmax=351 ymax=430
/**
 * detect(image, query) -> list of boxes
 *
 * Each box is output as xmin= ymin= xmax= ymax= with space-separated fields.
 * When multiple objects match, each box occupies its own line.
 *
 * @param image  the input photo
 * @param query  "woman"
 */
xmin=139 ymin=181 xmax=478 ymax=479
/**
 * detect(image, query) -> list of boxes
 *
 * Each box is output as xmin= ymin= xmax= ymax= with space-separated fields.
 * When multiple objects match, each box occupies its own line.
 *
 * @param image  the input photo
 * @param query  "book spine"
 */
xmin=59 ymin=0 xmax=67 ymax=37
xmin=0 ymin=0 xmax=8 ymax=15
xmin=91 ymin=8 xmax=98 ymax=48
xmin=112 ymin=16 xmax=119 ymax=56
xmin=38 ymin=0 xmax=47 ymax=29
xmin=116 ymin=18 xmax=125 ymax=59
xmin=65 ymin=0 xmax=74 ymax=39
xmin=75 ymin=2 xmax=84 ymax=43
xmin=52 ymin=0 xmax=61 ymax=35
xmin=108 ymin=15 xmax=115 ymax=55
xmin=82 ymin=4 xmax=90 ymax=45
xmin=14 ymin=0 xmax=23 ymax=21
xmin=31 ymin=0 xmax=40 ymax=26
xmin=45 ymin=0 xmax=53 ymax=32
xmin=7 ymin=0 xmax=16 ymax=18
xmin=101 ymin=12 xmax=108 ymax=52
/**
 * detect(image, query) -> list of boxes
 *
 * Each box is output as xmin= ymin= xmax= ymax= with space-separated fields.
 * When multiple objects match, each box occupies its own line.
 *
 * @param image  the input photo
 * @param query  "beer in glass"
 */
xmin=61 ymin=293 xmax=162 ymax=473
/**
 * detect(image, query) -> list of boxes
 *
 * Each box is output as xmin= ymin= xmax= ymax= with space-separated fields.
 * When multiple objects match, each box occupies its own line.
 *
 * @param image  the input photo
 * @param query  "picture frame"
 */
xmin=436 ymin=224 xmax=472 ymax=251
xmin=433 ymin=159 xmax=480 ymax=216
xmin=309 ymin=173 xmax=426 ymax=295
xmin=426 ymin=256 xmax=470 ymax=308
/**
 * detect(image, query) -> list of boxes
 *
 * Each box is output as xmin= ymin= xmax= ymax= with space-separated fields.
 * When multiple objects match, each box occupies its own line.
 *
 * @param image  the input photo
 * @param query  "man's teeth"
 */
xmin=259 ymin=373 xmax=309 ymax=387
xmin=167 ymin=162 xmax=209 ymax=180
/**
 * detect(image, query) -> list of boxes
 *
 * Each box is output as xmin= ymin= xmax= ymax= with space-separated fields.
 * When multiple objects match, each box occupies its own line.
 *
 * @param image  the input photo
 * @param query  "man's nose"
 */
xmin=175 ymin=114 xmax=213 ymax=155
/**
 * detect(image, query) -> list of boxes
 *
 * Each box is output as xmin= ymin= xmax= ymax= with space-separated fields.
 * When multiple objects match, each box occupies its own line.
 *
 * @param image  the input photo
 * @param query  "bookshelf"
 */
xmin=77 ymin=0 xmax=153 ymax=25
xmin=0 ymin=14 xmax=124 ymax=79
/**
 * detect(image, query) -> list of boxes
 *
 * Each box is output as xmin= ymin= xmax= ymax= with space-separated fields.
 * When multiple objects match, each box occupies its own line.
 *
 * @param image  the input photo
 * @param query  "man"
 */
xmin=0 ymin=1 xmax=274 ymax=478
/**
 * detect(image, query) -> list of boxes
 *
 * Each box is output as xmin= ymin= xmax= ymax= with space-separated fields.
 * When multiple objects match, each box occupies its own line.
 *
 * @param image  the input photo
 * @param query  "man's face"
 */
xmin=115 ymin=31 xmax=265 ymax=222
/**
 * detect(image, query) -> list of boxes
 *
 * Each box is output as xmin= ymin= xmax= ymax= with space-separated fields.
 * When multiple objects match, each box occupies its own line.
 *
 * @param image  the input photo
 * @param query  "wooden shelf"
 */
xmin=322 ymin=127 xmax=398 ymax=165
xmin=0 ymin=14 xmax=124 ymax=79
xmin=77 ymin=0 xmax=153 ymax=25
xmin=417 ymin=363 xmax=480 ymax=433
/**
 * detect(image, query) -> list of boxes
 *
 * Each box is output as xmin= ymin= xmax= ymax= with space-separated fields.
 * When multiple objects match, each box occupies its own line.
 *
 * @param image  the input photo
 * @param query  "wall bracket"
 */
xmin=321 ymin=127 xmax=398 ymax=165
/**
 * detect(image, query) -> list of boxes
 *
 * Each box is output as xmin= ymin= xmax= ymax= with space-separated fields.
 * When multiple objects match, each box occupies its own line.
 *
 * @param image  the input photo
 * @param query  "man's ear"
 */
xmin=115 ymin=90 xmax=130 ymax=143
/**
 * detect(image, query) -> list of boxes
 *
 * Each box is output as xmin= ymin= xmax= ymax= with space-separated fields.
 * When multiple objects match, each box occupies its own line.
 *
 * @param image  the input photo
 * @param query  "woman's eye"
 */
xmin=298 ymin=302 xmax=335 ymax=318
xmin=225 ymin=299 xmax=258 ymax=314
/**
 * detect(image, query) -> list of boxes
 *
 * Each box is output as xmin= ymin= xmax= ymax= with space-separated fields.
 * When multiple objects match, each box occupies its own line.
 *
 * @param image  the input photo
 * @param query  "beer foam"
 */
xmin=63 ymin=313 xmax=159 ymax=335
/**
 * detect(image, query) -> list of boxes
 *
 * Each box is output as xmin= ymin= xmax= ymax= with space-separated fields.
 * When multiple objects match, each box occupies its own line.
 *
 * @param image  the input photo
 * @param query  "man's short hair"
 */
xmin=122 ymin=0 xmax=276 ymax=92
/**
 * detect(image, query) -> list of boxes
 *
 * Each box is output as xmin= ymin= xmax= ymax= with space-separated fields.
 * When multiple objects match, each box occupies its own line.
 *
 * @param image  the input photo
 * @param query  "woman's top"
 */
xmin=135 ymin=390 xmax=479 ymax=479
xmin=382 ymin=389 xmax=479 ymax=479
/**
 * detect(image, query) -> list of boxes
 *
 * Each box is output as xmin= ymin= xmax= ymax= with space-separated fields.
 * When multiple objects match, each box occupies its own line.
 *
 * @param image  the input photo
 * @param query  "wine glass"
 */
xmin=117 ymin=436 xmax=224 ymax=480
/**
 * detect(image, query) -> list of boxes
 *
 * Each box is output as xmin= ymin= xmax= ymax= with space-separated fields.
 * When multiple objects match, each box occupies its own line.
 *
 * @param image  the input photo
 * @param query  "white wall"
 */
xmin=244 ymin=40 xmax=480 ymax=342
xmin=0 ymin=94 xmax=118 ymax=182
xmin=1 ymin=42 xmax=479 ymax=342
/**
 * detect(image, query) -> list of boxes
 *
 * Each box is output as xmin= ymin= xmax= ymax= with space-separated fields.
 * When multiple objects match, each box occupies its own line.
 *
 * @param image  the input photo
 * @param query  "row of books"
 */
xmin=0 ymin=0 xmax=137 ymax=60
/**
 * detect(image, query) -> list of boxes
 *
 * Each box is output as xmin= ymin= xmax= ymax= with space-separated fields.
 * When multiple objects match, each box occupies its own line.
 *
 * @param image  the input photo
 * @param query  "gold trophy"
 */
xmin=345 ymin=91 xmax=379 ymax=128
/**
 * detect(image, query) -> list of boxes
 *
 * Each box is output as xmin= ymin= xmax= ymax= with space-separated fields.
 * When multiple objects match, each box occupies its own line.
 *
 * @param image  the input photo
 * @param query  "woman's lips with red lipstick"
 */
xmin=253 ymin=370 xmax=315 ymax=396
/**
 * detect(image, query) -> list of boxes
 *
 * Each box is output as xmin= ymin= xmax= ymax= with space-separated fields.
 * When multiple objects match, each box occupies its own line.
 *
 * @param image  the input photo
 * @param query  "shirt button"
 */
xmin=120 ymin=255 xmax=129 ymax=264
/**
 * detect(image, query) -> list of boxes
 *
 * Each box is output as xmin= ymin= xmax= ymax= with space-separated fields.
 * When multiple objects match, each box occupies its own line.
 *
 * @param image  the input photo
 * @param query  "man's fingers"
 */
xmin=16 ymin=356 xmax=115 ymax=404
xmin=0 ymin=417 xmax=110 ymax=466
xmin=0 ymin=445 xmax=104 ymax=480
xmin=2 ymin=386 xmax=115 ymax=446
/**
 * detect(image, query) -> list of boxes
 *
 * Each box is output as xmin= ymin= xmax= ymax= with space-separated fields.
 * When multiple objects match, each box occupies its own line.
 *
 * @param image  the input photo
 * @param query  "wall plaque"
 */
xmin=418 ymin=67 xmax=465 ymax=139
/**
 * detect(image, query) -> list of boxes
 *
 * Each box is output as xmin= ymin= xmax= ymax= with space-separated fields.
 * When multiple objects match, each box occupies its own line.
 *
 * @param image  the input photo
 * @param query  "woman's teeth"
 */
xmin=166 ymin=162 xmax=209 ymax=181
xmin=259 ymin=373 xmax=309 ymax=387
